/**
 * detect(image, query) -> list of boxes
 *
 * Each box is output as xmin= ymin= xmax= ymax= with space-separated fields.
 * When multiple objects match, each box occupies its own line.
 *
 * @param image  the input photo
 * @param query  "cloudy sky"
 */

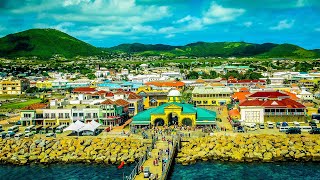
xmin=1 ymin=0 xmax=320 ymax=48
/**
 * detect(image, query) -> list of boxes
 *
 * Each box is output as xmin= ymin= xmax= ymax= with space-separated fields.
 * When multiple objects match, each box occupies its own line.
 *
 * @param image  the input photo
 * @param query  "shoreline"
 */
xmin=176 ymin=134 xmax=320 ymax=165
xmin=0 ymin=137 xmax=148 ymax=166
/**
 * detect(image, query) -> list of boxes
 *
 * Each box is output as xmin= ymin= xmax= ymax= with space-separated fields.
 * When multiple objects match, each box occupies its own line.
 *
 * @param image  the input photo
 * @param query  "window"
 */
xmin=79 ymin=113 xmax=84 ymax=117
xmin=65 ymin=113 xmax=70 ymax=118
xmin=93 ymin=113 xmax=98 ymax=118
xmin=103 ymin=113 xmax=106 ymax=118
xmin=45 ymin=113 xmax=50 ymax=118
xmin=24 ymin=114 xmax=31 ymax=118
xmin=86 ymin=113 xmax=91 ymax=118
xmin=58 ymin=113 xmax=63 ymax=118
xmin=51 ymin=113 xmax=56 ymax=118
xmin=73 ymin=113 xmax=78 ymax=117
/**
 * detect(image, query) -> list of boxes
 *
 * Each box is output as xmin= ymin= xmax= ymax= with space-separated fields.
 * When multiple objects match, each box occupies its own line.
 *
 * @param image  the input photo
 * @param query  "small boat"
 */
xmin=118 ymin=161 xmax=125 ymax=169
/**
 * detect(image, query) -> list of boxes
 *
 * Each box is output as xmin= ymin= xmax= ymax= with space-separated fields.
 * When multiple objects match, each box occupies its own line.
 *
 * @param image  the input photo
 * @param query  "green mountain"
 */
xmin=0 ymin=29 xmax=103 ymax=58
xmin=0 ymin=29 xmax=318 ymax=59
xmin=109 ymin=41 xmax=319 ymax=58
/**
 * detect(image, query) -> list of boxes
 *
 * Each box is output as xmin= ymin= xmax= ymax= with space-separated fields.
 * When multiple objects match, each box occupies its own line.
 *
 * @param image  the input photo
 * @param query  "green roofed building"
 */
xmin=132 ymin=90 xmax=216 ymax=127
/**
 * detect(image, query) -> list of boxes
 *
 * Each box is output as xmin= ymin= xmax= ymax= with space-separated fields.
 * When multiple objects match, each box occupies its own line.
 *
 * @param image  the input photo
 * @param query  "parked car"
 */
xmin=143 ymin=167 xmax=151 ymax=178
xmin=286 ymin=127 xmax=301 ymax=134
xmin=82 ymin=131 xmax=94 ymax=136
xmin=309 ymin=128 xmax=320 ymax=134
xmin=267 ymin=122 xmax=274 ymax=129
xmin=276 ymin=122 xmax=281 ymax=129
xmin=309 ymin=121 xmax=317 ymax=129
xmin=279 ymin=126 xmax=290 ymax=132
xmin=293 ymin=121 xmax=300 ymax=127
xmin=1 ymin=132 xmax=6 ymax=139
xmin=45 ymin=133 xmax=55 ymax=137
xmin=14 ymin=133 xmax=24 ymax=139
xmin=259 ymin=123 xmax=265 ymax=129
xmin=237 ymin=126 xmax=245 ymax=133
xmin=6 ymin=132 xmax=15 ymax=138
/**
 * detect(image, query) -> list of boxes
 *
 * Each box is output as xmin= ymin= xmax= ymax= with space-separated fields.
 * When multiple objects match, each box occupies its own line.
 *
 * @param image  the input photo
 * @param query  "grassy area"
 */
xmin=0 ymin=94 xmax=25 ymax=100
xmin=0 ymin=98 xmax=42 ymax=109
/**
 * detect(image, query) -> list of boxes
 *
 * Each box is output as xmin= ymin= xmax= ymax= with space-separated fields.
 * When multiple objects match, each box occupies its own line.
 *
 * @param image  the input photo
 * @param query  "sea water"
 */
xmin=0 ymin=162 xmax=320 ymax=180
xmin=170 ymin=161 xmax=320 ymax=180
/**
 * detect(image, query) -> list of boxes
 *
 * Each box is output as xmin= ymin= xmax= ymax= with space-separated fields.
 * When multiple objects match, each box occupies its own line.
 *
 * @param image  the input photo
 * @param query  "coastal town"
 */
xmin=0 ymin=57 xmax=320 ymax=179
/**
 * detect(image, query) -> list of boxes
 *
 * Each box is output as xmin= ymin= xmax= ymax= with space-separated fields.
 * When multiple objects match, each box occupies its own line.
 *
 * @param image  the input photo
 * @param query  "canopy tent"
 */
xmin=63 ymin=120 xmax=85 ymax=132
xmin=79 ymin=120 xmax=101 ymax=132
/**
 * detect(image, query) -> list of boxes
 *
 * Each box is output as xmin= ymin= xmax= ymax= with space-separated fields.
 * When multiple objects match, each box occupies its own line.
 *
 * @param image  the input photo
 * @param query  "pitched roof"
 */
xmin=100 ymin=99 xmax=115 ymax=105
xmin=283 ymin=91 xmax=299 ymax=101
xmin=229 ymin=109 xmax=240 ymax=117
xmin=72 ymin=87 xmax=96 ymax=93
xmin=106 ymin=92 xmax=114 ymax=97
xmin=145 ymin=81 xmax=185 ymax=87
xmin=232 ymin=92 xmax=251 ymax=101
xmin=239 ymin=87 xmax=249 ymax=92
xmin=127 ymin=93 xmax=141 ymax=100
xmin=239 ymin=98 xmax=305 ymax=108
xmin=21 ymin=103 xmax=48 ymax=110
xmin=248 ymin=91 xmax=289 ymax=98
xmin=115 ymin=99 xmax=130 ymax=106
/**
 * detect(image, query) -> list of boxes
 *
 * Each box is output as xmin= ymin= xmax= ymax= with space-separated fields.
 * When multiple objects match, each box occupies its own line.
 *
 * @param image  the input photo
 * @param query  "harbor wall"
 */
xmin=0 ymin=137 xmax=147 ymax=165
xmin=176 ymin=134 xmax=320 ymax=165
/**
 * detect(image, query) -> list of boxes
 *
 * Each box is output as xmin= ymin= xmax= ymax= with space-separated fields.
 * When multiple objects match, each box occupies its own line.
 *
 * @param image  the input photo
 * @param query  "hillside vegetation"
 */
xmin=0 ymin=29 xmax=318 ymax=59
xmin=0 ymin=29 xmax=103 ymax=58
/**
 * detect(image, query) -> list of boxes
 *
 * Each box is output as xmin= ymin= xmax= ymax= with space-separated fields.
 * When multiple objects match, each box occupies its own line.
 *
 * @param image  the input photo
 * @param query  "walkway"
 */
xmin=135 ymin=140 xmax=171 ymax=180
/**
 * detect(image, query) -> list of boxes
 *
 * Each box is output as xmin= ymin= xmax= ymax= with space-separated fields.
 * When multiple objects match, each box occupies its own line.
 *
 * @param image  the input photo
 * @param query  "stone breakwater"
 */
xmin=176 ymin=134 xmax=320 ymax=165
xmin=0 ymin=137 xmax=147 ymax=165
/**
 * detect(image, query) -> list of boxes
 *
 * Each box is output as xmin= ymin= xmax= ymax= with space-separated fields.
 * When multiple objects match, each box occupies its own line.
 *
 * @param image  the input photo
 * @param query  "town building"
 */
xmin=239 ymin=91 xmax=306 ymax=123
xmin=136 ymin=86 xmax=169 ymax=109
xmin=132 ymin=90 xmax=216 ymax=127
xmin=192 ymin=86 xmax=232 ymax=106
xmin=0 ymin=78 xmax=29 ymax=95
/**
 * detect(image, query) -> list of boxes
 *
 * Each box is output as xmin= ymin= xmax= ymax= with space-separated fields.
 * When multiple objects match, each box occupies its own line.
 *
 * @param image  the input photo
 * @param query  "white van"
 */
xmin=267 ymin=122 xmax=274 ymax=129
xmin=245 ymin=123 xmax=257 ymax=131
xmin=14 ymin=133 xmax=23 ymax=139
xmin=279 ymin=126 xmax=290 ymax=132
xmin=24 ymin=132 xmax=34 ymax=138
xmin=299 ymin=126 xmax=312 ymax=132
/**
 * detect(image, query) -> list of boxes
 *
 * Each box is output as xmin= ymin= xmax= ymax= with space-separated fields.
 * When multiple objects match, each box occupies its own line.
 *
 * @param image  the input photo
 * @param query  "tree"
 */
xmin=209 ymin=71 xmax=218 ymax=79
xmin=87 ymin=73 xmax=96 ymax=80
xmin=283 ymin=79 xmax=290 ymax=84
xmin=186 ymin=71 xmax=199 ymax=79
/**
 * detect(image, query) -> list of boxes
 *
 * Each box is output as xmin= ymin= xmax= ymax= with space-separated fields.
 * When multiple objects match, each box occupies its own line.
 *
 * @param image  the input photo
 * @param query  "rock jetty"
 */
xmin=0 ymin=137 xmax=147 ymax=165
xmin=176 ymin=134 xmax=320 ymax=165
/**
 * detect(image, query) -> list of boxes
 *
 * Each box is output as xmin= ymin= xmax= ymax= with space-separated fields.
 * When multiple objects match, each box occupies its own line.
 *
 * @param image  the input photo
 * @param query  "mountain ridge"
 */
xmin=0 ymin=29 xmax=319 ymax=59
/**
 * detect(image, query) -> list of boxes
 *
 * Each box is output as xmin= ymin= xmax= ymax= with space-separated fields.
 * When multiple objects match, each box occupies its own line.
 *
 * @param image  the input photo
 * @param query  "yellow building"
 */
xmin=36 ymin=81 xmax=53 ymax=89
xmin=136 ymin=86 xmax=169 ymax=109
xmin=299 ymin=79 xmax=320 ymax=90
xmin=0 ymin=78 xmax=29 ymax=95
xmin=132 ymin=90 xmax=216 ymax=127
xmin=192 ymin=86 xmax=232 ymax=106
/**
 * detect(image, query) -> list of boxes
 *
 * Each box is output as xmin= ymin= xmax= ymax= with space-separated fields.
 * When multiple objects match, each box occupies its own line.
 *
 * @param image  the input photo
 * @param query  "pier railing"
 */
xmin=125 ymin=136 xmax=157 ymax=180
xmin=160 ymin=135 xmax=180 ymax=180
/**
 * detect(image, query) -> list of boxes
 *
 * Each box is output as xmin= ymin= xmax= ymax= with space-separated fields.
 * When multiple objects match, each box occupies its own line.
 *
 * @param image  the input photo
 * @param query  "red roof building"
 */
xmin=72 ymin=87 xmax=96 ymax=93
xmin=145 ymin=81 xmax=185 ymax=88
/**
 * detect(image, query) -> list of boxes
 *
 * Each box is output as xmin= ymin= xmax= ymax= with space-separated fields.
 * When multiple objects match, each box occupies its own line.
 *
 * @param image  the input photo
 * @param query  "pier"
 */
xmin=126 ymin=135 xmax=180 ymax=180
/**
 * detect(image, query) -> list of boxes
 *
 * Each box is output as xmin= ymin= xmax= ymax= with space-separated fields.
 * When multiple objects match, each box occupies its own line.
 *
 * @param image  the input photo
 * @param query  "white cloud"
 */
xmin=243 ymin=21 xmax=252 ymax=27
xmin=270 ymin=19 xmax=295 ymax=30
xmin=202 ymin=1 xmax=245 ymax=25
xmin=165 ymin=34 xmax=175 ymax=38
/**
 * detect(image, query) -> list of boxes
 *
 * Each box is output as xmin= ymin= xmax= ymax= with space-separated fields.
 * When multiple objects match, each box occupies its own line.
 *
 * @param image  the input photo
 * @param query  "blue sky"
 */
xmin=1 ymin=0 xmax=320 ymax=49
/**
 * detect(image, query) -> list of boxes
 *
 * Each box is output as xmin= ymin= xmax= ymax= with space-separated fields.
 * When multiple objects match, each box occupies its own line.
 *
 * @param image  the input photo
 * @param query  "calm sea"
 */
xmin=0 ymin=162 xmax=319 ymax=180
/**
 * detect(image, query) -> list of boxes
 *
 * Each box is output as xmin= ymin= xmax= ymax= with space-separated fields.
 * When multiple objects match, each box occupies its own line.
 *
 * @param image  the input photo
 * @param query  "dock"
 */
xmin=126 ymin=135 xmax=180 ymax=180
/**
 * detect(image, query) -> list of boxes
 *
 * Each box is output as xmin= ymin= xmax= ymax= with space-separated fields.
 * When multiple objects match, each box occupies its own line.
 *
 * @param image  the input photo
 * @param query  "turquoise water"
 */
xmin=0 ymin=162 xmax=320 ymax=180
xmin=0 ymin=164 xmax=133 ymax=180
xmin=170 ymin=161 xmax=320 ymax=180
